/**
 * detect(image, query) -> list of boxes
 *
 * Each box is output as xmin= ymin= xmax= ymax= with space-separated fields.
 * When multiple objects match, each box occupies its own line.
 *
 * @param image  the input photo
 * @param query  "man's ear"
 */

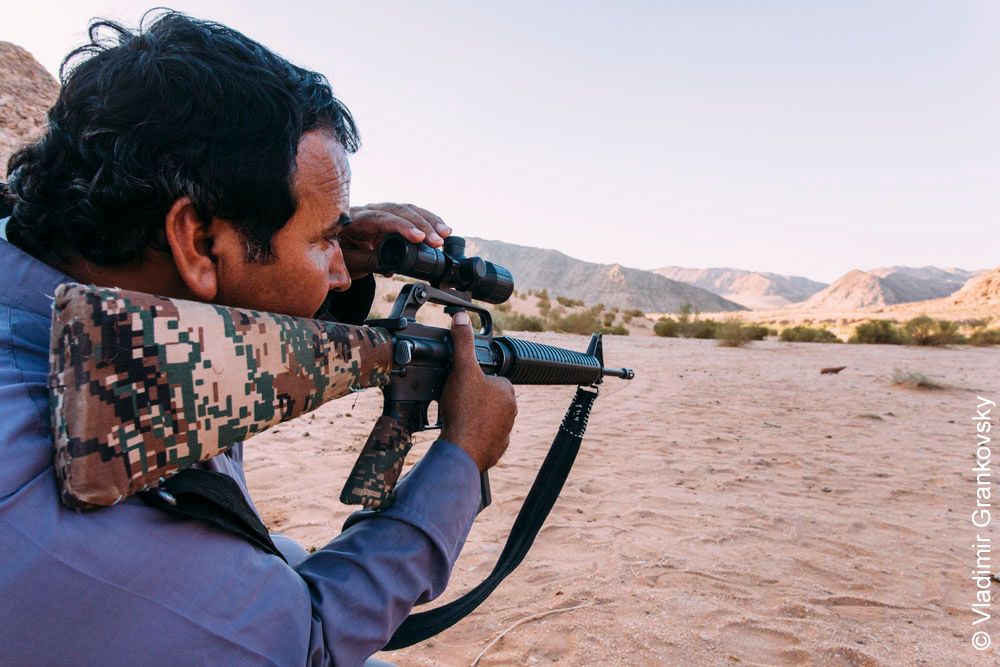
xmin=163 ymin=197 xmax=219 ymax=302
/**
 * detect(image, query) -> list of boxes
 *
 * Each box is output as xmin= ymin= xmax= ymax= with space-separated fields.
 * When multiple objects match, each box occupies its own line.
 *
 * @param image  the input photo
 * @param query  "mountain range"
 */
xmin=652 ymin=267 xmax=826 ymax=309
xmin=466 ymin=237 xmax=986 ymax=314
xmin=795 ymin=266 xmax=978 ymax=311
xmin=465 ymin=238 xmax=746 ymax=313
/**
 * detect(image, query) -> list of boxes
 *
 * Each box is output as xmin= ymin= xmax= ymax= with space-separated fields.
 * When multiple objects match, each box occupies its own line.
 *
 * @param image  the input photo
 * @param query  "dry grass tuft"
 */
xmin=891 ymin=368 xmax=943 ymax=390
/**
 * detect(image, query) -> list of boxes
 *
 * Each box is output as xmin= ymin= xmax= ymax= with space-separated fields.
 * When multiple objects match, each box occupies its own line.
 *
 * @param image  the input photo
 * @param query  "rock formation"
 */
xmin=0 ymin=42 xmax=58 ymax=178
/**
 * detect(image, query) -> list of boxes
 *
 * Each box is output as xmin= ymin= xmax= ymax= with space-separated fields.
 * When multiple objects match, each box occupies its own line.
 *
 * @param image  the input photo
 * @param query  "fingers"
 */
xmin=450 ymin=310 xmax=479 ymax=374
xmin=405 ymin=204 xmax=452 ymax=239
xmin=354 ymin=203 xmax=446 ymax=247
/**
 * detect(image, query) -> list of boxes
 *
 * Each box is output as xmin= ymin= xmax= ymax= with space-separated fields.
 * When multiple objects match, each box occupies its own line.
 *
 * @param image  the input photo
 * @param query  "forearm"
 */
xmin=296 ymin=440 xmax=480 ymax=666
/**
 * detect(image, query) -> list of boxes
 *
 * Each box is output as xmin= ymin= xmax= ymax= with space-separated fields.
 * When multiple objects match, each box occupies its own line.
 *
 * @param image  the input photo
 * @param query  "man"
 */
xmin=0 ymin=11 xmax=516 ymax=666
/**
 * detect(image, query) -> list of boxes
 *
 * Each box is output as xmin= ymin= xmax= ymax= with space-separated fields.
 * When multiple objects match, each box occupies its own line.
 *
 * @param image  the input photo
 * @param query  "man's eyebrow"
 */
xmin=325 ymin=213 xmax=352 ymax=233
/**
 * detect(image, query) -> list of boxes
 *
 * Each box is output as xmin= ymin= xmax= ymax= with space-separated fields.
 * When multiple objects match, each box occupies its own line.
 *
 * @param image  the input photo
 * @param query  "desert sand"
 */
xmin=245 ymin=333 xmax=998 ymax=666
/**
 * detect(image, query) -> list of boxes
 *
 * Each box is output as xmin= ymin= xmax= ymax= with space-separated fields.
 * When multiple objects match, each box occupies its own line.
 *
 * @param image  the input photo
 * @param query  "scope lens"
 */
xmin=471 ymin=264 xmax=515 ymax=304
xmin=377 ymin=235 xmax=410 ymax=273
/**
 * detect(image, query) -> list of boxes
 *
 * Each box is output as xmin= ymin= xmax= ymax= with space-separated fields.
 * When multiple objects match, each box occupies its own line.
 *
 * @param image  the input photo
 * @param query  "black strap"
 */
xmin=139 ymin=385 xmax=597 ymax=648
xmin=384 ymin=385 xmax=598 ymax=649
xmin=139 ymin=468 xmax=287 ymax=562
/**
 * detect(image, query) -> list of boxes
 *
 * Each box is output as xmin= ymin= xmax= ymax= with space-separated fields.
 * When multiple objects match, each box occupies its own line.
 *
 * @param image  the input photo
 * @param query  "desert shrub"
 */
xmin=536 ymin=288 xmax=549 ymax=300
xmin=904 ymin=315 xmax=937 ymax=345
xmin=969 ymin=328 xmax=1000 ymax=346
xmin=624 ymin=309 xmax=645 ymax=319
xmin=383 ymin=293 xmax=397 ymax=302
xmin=494 ymin=302 xmax=512 ymax=312
xmin=743 ymin=324 xmax=771 ymax=341
xmin=716 ymin=319 xmax=753 ymax=347
xmin=674 ymin=303 xmax=705 ymax=337
xmin=492 ymin=311 xmax=545 ymax=333
xmin=964 ymin=318 xmax=990 ymax=329
xmin=549 ymin=311 xmax=600 ymax=335
xmin=556 ymin=295 xmax=585 ymax=308
xmin=780 ymin=325 xmax=841 ymax=343
xmin=933 ymin=320 xmax=965 ymax=345
xmin=545 ymin=311 xmax=624 ymax=335
xmin=602 ymin=312 xmax=616 ymax=327
xmin=537 ymin=296 xmax=552 ymax=316
xmin=891 ymin=368 xmax=943 ymax=390
xmin=903 ymin=316 xmax=965 ymax=345
xmin=850 ymin=320 xmax=908 ymax=345
xmin=654 ymin=317 xmax=679 ymax=337
xmin=687 ymin=319 xmax=719 ymax=339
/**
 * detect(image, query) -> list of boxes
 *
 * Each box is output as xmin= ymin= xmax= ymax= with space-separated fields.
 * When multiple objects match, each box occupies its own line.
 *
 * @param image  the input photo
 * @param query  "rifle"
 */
xmin=48 ymin=234 xmax=633 ymax=647
xmin=50 ymin=234 xmax=632 ymax=511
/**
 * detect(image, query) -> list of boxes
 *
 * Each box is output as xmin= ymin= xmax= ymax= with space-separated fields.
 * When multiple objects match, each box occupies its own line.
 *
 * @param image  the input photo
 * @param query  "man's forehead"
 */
xmin=295 ymin=131 xmax=351 ymax=204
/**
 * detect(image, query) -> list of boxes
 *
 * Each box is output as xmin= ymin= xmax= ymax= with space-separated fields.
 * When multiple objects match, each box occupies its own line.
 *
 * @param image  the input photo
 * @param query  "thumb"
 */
xmin=450 ymin=310 xmax=477 ymax=371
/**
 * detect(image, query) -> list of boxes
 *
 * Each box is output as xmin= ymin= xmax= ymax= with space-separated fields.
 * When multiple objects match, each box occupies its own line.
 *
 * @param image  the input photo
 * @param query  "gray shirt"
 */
xmin=0 ymin=237 xmax=482 ymax=666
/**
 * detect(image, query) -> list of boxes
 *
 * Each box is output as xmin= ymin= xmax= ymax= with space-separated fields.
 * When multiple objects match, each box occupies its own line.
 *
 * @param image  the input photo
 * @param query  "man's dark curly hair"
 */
xmin=4 ymin=10 xmax=359 ymax=265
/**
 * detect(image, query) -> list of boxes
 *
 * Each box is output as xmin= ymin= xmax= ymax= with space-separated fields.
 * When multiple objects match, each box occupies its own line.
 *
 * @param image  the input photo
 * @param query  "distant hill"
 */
xmin=867 ymin=266 xmax=976 ymax=301
xmin=653 ymin=266 xmax=826 ymax=309
xmin=936 ymin=267 xmax=1000 ymax=311
xmin=465 ymin=238 xmax=746 ymax=313
xmin=0 ymin=42 xmax=58 ymax=177
xmin=797 ymin=266 xmax=977 ymax=311
xmin=796 ymin=270 xmax=902 ymax=310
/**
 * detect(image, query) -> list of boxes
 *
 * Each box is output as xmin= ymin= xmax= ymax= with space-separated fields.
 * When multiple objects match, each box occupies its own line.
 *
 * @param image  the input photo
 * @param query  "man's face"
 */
xmin=215 ymin=131 xmax=352 ymax=318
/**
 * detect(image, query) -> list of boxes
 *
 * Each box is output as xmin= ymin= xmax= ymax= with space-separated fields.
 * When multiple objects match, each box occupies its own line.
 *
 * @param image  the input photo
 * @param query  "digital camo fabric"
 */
xmin=49 ymin=283 xmax=393 ymax=510
xmin=340 ymin=413 xmax=415 ymax=509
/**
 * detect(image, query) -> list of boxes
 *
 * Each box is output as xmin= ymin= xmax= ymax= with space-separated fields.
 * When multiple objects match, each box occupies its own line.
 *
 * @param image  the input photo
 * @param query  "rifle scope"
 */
xmin=376 ymin=234 xmax=514 ymax=304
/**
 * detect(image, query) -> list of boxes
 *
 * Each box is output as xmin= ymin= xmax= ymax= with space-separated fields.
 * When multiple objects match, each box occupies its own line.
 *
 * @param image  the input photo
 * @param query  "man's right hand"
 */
xmin=439 ymin=311 xmax=517 ymax=471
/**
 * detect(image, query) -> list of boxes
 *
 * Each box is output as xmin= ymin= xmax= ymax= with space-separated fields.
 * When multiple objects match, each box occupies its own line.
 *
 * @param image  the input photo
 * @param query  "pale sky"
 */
xmin=5 ymin=1 xmax=998 ymax=282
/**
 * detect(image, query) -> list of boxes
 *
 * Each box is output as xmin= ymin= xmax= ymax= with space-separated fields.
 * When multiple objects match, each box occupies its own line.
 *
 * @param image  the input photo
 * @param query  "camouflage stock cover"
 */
xmin=49 ymin=283 xmax=393 ymax=510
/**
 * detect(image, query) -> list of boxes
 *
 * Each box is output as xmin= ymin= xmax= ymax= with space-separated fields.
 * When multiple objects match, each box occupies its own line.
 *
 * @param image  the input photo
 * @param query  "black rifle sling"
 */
xmin=140 ymin=469 xmax=287 ymax=562
xmin=138 ymin=385 xmax=598 ymax=648
xmin=385 ymin=384 xmax=598 ymax=649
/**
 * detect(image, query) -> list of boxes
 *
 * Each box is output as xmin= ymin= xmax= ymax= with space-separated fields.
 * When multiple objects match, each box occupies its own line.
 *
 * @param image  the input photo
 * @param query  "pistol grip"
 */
xmin=339 ymin=413 xmax=415 ymax=509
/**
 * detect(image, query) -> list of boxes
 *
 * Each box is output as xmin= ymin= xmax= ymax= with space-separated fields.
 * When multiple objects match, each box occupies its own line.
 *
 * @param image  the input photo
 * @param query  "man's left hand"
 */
xmin=342 ymin=203 xmax=452 ymax=280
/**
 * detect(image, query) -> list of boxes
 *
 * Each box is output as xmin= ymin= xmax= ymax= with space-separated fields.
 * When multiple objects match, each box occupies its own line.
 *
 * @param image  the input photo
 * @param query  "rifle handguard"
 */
xmin=49 ymin=283 xmax=394 ymax=510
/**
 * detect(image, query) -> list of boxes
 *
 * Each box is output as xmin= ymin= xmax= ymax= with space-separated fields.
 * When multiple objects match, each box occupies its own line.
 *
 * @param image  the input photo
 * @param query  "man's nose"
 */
xmin=328 ymin=246 xmax=352 ymax=292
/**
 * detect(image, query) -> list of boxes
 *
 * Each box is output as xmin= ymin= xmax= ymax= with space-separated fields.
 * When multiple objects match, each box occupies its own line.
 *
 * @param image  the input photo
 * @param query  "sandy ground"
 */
xmin=245 ymin=333 xmax=999 ymax=666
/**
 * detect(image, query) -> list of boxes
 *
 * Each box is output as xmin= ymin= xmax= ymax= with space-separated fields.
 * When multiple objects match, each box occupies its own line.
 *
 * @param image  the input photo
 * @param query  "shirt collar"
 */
xmin=0 ymin=238 xmax=72 ymax=318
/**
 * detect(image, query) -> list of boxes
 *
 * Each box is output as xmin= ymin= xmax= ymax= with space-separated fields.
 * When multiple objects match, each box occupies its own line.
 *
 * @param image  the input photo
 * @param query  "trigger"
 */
xmin=423 ymin=402 xmax=443 ymax=431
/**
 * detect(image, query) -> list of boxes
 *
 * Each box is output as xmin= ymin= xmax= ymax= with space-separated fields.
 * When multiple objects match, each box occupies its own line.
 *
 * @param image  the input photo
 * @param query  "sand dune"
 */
xmin=245 ymin=333 xmax=997 ymax=665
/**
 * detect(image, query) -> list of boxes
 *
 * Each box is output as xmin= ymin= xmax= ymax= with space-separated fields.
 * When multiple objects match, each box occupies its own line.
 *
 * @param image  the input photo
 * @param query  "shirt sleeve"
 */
xmin=296 ymin=439 xmax=481 ymax=666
